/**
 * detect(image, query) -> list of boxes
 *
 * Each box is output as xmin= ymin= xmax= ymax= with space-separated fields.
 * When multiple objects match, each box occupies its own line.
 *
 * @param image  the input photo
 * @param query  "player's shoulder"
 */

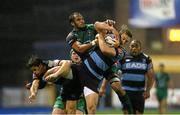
xmin=141 ymin=53 xmax=150 ymax=58
xmin=66 ymin=30 xmax=78 ymax=43
xmin=66 ymin=30 xmax=76 ymax=37
xmin=141 ymin=53 xmax=152 ymax=61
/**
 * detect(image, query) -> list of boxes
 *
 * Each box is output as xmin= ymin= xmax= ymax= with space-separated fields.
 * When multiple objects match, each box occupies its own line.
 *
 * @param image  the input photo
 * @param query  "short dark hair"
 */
xmin=69 ymin=49 xmax=74 ymax=56
xmin=27 ymin=55 xmax=43 ymax=68
xmin=119 ymin=25 xmax=132 ymax=38
xmin=69 ymin=12 xmax=82 ymax=23
xmin=131 ymin=39 xmax=141 ymax=47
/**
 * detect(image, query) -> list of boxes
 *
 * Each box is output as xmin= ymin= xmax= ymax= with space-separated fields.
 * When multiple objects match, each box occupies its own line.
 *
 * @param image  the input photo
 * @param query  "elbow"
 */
xmin=64 ymin=60 xmax=72 ymax=67
xmin=101 ymin=49 xmax=108 ymax=55
xmin=94 ymin=21 xmax=102 ymax=32
xmin=94 ymin=21 xmax=99 ymax=28
xmin=61 ymin=60 xmax=72 ymax=73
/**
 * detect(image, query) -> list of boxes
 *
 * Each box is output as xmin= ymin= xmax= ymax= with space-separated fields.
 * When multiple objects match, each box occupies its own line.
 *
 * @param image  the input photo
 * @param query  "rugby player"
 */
xmin=26 ymin=50 xmax=86 ymax=114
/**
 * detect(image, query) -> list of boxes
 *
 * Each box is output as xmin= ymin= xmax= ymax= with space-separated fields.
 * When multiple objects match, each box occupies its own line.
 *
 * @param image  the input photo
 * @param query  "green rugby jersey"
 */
xmin=66 ymin=24 xmax=97 ymax=45
xmin=156 ymin=72 xmax=170 ymax=90
xmin=66 ymin=24 xmax=97 ymax=59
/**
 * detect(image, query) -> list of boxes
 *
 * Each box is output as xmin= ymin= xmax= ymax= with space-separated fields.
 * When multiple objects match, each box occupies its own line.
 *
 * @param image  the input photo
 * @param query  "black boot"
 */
xmin=118 ymin=93 xmax=133 ymax=114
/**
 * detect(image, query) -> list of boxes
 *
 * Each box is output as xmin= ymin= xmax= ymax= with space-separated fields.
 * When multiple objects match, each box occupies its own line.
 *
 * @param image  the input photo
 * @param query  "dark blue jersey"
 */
xmin=32 ymin=60 xmax=69 ymax=88
xmin=119 ymin=53 xmax=153 ymax=91
xmin=83 ymin=46 xmax=124 ymax=80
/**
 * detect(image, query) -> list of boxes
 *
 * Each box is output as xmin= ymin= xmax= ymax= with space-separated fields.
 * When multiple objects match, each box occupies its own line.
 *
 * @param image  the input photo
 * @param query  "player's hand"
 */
xmin=105 ymin=19 xmax=115 ymax=26
xmin=25 ymin=82 xmax=32 ymax=90
xmin=44 ymin=74 xmax=58 ymax=82
xmin=93 ymin=38 xmax=98 ymax=45
xmin=29 ymin=93 xmax=36 ymax=103
xmin=143 ymin=90 xmax=150 ymax=99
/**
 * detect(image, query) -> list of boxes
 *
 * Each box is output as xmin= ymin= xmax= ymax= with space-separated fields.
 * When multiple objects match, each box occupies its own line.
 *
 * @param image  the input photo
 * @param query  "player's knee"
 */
xmin=66 ymin=108 xmax=76 ymax=114
xmin=86 ymin=102 xmax=97 ymax=114
xmin=52 ymin=108 xmax=65 ymax=115
xmin=66 ymin=106 xmax=76 ymax=114
xmin=111 ymin=83 xmax=125 ymax=95
xmin=87 ymin=105 xmax=96 ymax=114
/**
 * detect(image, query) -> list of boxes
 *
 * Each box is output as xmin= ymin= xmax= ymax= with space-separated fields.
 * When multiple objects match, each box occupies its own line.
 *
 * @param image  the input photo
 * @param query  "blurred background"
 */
xmin=0 ymin=0 xmax=180 ymax=114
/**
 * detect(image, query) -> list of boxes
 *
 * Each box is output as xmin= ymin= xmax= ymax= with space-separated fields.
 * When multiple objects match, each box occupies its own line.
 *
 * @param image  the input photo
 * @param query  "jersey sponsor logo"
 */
xmin=125 ymin=59 xmax=131 ymax=62
xmin=125 ymin=62 xmax=147 ymax=69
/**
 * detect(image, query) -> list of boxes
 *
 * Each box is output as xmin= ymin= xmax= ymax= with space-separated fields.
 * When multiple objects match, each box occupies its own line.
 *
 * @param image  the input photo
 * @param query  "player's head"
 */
xmin=27 ymin=55 xmax=46 ymax=77
xmin=119 ymin=25 xmax=132 ymax=45
xmin=159 ymin=63 xmax=165 ymax=72
xmin=69 ymin=12 xmax=85 ymax=29
xmin=70 ymin=49 xmax=81 ymax=64
xmin=129 ymin=39 xmax=141 ymax=56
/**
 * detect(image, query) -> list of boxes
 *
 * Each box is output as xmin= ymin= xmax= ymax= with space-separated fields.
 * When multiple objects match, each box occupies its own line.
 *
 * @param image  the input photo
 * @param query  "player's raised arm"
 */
xmin=94 ymin=21 xmax=120 ymax=57
xmin=94 ymin=20 xmax=119 ymax=39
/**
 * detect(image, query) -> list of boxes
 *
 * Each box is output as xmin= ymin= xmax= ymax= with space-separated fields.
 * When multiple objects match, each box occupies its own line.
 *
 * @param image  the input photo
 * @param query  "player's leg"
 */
xmin=160 ymin=98 xmax=167 ymax=114
xmin=156 ymin=90 xmax=167 ymax=114
xmin=65 ymin=100 xmax=77 ymax=114
xmin=52 ymin=108 xmax=65 ymax=115
xmin=52 ymin=96 xmax=66 ymax=115
xmin=76 ymin=96 xmax=86 ymax=114
xmin=108 ymin=77 xmax=133 ymax=114
xmin=127 ymin=91 xmax=145 ymax=114
xmin=60 ymin=87 xmax=77 ymax=114
xmin=63 ymin=69 xmax=83 ymax=114
xmin=84 ymin=87 xmax=99 ymax=114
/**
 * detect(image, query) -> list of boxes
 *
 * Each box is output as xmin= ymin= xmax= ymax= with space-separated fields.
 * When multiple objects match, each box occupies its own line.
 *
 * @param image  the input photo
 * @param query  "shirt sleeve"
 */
xmin=66 ymin=32 xmax=77 ymax=47
xmin=146 ymin=55 xmax=153 ymax=70
xmin=48 ymin=60 xmax=61 ymax=67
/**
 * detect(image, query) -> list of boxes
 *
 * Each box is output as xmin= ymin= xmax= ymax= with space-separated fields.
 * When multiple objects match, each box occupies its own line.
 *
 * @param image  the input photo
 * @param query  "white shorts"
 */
xmin=83 ymin=86 xmax=96 ymax=97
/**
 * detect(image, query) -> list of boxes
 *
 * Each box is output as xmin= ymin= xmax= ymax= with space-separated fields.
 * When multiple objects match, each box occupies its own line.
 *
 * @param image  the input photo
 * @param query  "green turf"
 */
xmin=97 ymin=108 xmax=180 ymax=114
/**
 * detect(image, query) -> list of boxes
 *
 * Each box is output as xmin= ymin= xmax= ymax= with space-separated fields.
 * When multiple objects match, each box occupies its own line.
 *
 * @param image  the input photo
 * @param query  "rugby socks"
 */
xmin=118 ymin=94 xmax=133 ymax=114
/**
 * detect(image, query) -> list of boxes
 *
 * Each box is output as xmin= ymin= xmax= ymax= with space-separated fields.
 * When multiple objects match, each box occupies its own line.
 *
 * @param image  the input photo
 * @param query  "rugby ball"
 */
xmin=105 ymin=34 xmax=116 ymax=47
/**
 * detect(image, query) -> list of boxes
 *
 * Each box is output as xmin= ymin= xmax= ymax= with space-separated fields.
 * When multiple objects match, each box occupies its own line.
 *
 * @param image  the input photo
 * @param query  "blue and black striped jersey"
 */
xmin=83 ymin=46 xmax=124 ymax=80
xmin=119 ymin=53 xmax=153 ymax=91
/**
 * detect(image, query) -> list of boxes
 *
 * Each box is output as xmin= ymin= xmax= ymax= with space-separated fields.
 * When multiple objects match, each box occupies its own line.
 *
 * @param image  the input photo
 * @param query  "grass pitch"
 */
xmin=97 ymin=108 xmax=180 ymax=114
